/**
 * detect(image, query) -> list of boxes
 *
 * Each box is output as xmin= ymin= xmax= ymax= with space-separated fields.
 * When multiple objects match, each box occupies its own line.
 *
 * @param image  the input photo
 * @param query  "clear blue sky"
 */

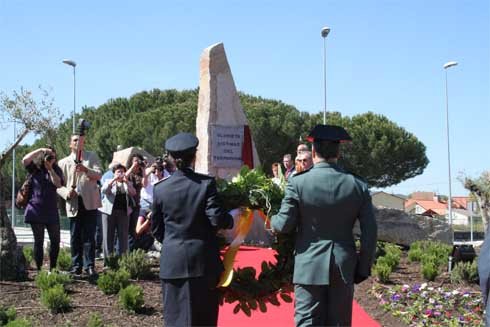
xmin=1 ymin=0 xmax=488 ymax=196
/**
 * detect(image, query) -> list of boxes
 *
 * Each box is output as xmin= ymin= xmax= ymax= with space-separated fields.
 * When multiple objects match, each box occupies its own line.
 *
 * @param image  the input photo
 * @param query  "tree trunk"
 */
xmin=0 ymin=171 xmax=27 ymax=281
xmin=475 ymin=194 xmax=489 ymax=235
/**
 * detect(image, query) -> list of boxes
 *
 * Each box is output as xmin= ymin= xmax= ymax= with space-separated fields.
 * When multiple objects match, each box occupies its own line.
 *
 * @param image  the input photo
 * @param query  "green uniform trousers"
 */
xmin=294 ymin=263 xmax=354 ymax=327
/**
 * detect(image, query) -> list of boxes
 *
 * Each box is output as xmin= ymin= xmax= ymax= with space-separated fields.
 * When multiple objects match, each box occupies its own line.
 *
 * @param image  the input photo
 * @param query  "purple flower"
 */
xmin=412 ymin=283 xmax=421 ymax=292
xmin=391 ymin=294 xmax=401 ymax=302
xmin=434 ymin=311 xmax=441 ymax=317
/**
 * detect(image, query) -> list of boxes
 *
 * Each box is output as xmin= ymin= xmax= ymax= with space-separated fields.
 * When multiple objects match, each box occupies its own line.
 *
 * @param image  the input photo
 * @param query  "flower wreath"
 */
xmin=216 ymin=167 xmax=295 ymax=316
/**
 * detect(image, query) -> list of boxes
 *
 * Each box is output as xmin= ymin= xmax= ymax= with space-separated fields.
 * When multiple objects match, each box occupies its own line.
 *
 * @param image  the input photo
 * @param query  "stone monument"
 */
xmin=195 ymin=42 xmax=260 ymax=178
xmin=195 ymin=43 xmax=270 ymax=245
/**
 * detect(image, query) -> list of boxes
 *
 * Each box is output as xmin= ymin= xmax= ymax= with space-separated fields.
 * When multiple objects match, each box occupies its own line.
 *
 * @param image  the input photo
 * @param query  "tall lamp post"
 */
xmin=443 ymin=60 xmax=458 ymax=231
xmin=62 ymin=59 xmax=77 ymax=133
xmin=321 ymin=26 xmax=331 ymax=125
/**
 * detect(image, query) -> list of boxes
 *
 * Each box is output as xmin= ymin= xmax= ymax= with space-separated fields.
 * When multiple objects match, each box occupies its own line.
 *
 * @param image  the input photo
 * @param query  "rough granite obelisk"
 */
xmin=195 ymin=43 xmax=260 ymax=179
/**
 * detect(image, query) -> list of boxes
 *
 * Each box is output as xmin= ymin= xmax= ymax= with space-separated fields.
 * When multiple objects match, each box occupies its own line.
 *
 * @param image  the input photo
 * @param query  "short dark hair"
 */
xmin=313 ymin=141 xmax=340 ymax=160
xmin=112 ymin=163 xmax=127 ymax=173
xmin=130 ymin=154 xmax=144 ymax=162
xmin=169 ymin=150 xmax=196 ymax=170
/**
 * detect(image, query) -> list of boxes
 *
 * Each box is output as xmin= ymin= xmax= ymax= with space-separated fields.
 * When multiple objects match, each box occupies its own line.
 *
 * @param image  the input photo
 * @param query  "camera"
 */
xmin=44 ymin=154 xmax=55 ymax=162
xmin=77 ymin=119 xmax=91 ymax=136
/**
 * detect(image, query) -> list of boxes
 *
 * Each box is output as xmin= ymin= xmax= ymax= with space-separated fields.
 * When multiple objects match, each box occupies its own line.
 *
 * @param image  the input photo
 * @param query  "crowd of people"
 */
xmin=21 ymin=134 xmax=173 ymax=277
xmin=271 ymin=143 xmax=314 ymax=185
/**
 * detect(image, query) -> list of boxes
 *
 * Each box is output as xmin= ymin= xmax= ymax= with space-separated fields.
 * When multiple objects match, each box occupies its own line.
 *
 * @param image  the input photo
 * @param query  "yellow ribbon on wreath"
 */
xmin=218 ymin=207 xmax=254 ymax=288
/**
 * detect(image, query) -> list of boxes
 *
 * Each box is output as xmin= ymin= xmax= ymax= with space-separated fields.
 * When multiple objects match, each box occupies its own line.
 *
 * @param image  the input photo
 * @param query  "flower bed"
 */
xmin=370 ymin=282 xmax=484 ymax=326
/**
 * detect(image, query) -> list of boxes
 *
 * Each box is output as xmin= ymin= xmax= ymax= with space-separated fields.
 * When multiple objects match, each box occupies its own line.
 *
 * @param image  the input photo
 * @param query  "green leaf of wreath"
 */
xmin=240 ymin=302 xmax=252 ymax=317
xmin=280 ymin=293 xmax=293 ymax=303
xmin=233 ymin=303 xmax=240 ymax=314
xmin=269 ymin=294 xmax=280 ymax=306
xmin=258 ymin=299 xmax=267 ymax=313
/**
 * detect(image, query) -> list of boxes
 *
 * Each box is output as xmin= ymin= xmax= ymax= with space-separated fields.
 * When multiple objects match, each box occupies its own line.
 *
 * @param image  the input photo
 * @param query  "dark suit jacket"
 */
xmin=271 ymin=162 xmax=377 ymax=285
xmin=151 ymin=168 xmax=233 ymax=282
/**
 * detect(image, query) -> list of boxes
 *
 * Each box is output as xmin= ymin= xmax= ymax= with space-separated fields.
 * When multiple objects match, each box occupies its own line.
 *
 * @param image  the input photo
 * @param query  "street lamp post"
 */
xmin=62 ymin=59 xmax=77 ymax=133
xmin=443 ymin=61 xmax=458 ymax=233
xmin=321 ymin=27 xmax=331 ymax=125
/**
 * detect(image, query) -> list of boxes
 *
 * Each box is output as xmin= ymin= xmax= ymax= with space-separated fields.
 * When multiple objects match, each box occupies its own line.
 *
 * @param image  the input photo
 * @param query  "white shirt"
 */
xmin=140 ymin=170 xmax=169 ymax=206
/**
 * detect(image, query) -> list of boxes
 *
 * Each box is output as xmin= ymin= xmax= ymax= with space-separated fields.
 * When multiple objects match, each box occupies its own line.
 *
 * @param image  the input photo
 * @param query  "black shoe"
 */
xmin=69 ymin=267 xmax=82 ymax=275
xmin=85 ymin=267 xmax=98 ymax=278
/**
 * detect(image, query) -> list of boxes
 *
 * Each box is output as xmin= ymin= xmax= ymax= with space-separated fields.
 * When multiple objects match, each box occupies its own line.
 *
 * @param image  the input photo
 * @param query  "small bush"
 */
xmin=373 ymin=261 xmax=392 ymax=283
xmin=408 ymin=248 xmax=423 ymax=262
xmin=56 ymin=248 xmax=72 ymax=271
xmin=97 ymin=269 xmax=131 ymax=295
xmin=384 ymin=243 xmax=402 ymax=256
xmin=5 ymin=318 xmax=32 ymax=327
xmin=384 ymin=252 xmax=400 ymax=269
xmin=87 ymin=313 xmax=104 ymax=327
xmin=451 ymin=261 xmax=479 ymax=284
xmin=119 ymin=250 xmax=152 ymax=279
xmin=118 ymin=285 xmax=144 ymax=313
xmin=421 ymin=254 xmax=439 ymax=266
xmin=412 ymin=241 xmax=451 ymax=267
xmin=104 ymin=254 xmax=120 ymax=271
xmin=375 ymin=241 xmax=386 ymax=258
xmin=35 ymin=271 xmax=72 ymax=291
xmin=0 ymin=305 xmax=16 ymax=325
xmin=421 ymin=261 xmax=439 ymax=281
xmin=40 ymin=284 xmax=71 ymax=313
xmin=22 ymin=246 xmax=33 ymax=267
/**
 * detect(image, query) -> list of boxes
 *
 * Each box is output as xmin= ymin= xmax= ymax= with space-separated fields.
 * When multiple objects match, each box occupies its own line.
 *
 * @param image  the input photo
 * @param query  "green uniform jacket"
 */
xmin=271 ymin=162 xmax=377 ymax=285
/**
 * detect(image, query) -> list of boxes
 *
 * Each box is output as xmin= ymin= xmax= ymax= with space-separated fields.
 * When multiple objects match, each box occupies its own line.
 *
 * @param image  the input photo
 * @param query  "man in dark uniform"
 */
xmin=478 ymin=229 xmax=490 ymax=326
xmin=151 ymin=132 xmax=234 ymax=326
xmin=271 ymin=125 xmax=378 ymax=327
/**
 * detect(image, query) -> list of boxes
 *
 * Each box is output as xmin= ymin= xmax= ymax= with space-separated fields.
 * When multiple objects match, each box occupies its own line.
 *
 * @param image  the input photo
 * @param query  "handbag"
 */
xmin=15 ymin=175 xmax=32 ymax=209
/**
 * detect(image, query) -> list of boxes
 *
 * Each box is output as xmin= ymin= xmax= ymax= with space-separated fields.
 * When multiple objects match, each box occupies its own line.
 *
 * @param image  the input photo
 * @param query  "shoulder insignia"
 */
xmin=291 ymin=167 xmax=312 ymax=178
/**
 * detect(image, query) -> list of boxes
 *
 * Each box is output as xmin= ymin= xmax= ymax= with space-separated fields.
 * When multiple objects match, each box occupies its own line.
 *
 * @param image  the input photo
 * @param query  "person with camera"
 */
xmin=57 ymin=134 xmax=103 ymax=277
xmin=134 ymin=161 xmax=167 ymax=252
xmin=125 ymin=154 xmax=145 ymax=251
xmin=21 ymin=146 xmax=63 ymax=272
xmin=99 ymin=163 xmax=136 ymax=261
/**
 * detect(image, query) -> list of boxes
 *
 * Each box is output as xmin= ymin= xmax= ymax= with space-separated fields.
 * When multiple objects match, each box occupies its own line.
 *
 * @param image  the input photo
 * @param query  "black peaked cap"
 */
xmin=165 ymin=133 xmax=199 ymax=153
xmin=306 ymin=124 xmax=352 ymax=143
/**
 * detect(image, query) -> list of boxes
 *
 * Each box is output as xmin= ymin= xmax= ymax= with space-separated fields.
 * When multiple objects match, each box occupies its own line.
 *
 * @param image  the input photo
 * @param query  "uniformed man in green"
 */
xmin=271 ymin=124 xmax=377 ymax=327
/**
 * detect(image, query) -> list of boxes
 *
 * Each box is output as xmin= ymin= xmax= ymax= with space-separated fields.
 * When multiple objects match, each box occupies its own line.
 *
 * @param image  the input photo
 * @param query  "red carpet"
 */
xmin=218 ymin=246 xmax=380 ymax=327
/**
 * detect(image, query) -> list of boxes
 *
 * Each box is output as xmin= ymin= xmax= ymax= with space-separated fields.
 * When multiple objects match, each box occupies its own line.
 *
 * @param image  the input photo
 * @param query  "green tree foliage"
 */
xmin=22 ymin=89 xmax=427 ymax=188
xmin=462 ymin=171 xmax=490 ymax=233
xmin=332 ymin=112 xmax=429 ymax=187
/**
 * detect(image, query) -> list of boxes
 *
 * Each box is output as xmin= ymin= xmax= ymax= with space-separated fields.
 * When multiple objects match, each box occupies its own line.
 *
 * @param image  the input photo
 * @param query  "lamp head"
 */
xmin=62 ymin=59 xmax=77 ymax=67
xmin=443 ymin=61 xmax=458 ymax=69
xmin=321 ymin=27 xmax=331 ymax=38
